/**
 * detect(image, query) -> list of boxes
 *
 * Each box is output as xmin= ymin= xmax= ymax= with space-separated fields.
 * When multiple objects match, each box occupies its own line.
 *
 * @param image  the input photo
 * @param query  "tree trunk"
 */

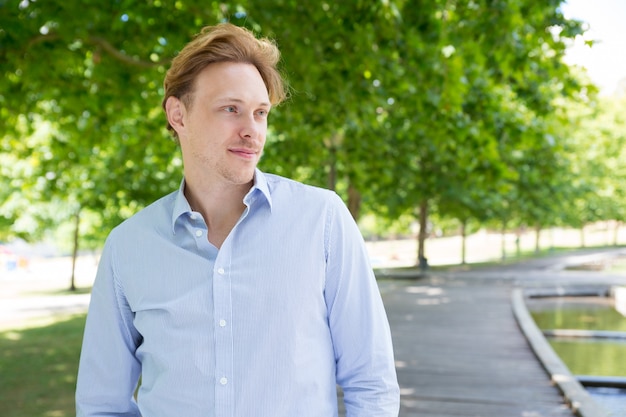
xmin=416 ymin=201 xmax=429 ymax=270
xmin=614 ymin=221 xmax=621 ymax=246
xmin=500 ymin=219 xmax=507 ymax=261
xmin=347 ymin=182 xmax=361 ymax=221
xmin=534 ymin=225 xmax=541 ymax=254
xmin=580 ymin=225 xmax=586 ymax=248
xmin=70 ymin=208 xmax=81 ymax=292
xmin=461 ymin=218 xmax=467 ymax=265
xmin=327 ymin=146 xmax=337 ymax=191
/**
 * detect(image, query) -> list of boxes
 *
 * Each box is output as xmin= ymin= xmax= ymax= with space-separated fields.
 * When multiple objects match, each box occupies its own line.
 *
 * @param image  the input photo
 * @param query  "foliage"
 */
xmin=1 ymin=0 xmax=624 ymax=265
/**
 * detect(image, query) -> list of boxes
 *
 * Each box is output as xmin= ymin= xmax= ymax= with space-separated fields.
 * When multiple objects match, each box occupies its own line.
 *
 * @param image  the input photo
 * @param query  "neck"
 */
xmin=184 ymin=176 xmax=253 ymax=248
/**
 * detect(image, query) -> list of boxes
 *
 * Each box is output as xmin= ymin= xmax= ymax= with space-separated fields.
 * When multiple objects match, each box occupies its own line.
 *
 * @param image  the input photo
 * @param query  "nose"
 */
xmin=239 ymin=114 xmax=262 ymax=139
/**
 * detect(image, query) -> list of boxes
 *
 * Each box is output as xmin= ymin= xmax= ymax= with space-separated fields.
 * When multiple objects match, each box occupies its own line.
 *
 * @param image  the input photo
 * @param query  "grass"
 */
xmin=1 ymin=244 xmax=623 ymax=416
xmin=0 ymin=314 xmax=86 ymax=417
xmin=378 ymin=244 xmax=626 ymax=274
xmin=608 ymin=256 xmax=626 ymax=272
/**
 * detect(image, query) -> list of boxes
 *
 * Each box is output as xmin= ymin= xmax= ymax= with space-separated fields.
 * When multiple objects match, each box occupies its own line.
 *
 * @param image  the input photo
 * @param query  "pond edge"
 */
xmin=511 ymin=287 xmax=611 ymax=417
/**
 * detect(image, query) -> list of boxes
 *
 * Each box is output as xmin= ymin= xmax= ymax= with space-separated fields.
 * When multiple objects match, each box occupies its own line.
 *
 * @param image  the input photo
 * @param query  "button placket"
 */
xmin=213 ymin=256 xmax=233 ymax=413
xmin=186 ymin=212 xmax=210 ymax=253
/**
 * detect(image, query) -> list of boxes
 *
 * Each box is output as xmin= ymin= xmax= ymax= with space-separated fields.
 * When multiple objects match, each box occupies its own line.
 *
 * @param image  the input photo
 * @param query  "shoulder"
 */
xmin=263 ymin=173 xmax=341 ymax=207
xmin=109 ymin=191 xmax=177 ymax=240
xmin=261 ymin=173 xmax=354 ymax=237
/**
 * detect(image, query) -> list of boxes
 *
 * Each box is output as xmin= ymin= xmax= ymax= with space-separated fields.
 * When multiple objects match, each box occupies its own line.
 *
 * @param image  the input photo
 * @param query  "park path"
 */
xmin=384 ymin=274 xmax=574 ymax=416
xmin=0 ymin=256 xmax=95 ymax=330
xmin=378 ymin=248 xmax=626 ymax=417
xmin=3 ymin=245 xmax=626 ymax=415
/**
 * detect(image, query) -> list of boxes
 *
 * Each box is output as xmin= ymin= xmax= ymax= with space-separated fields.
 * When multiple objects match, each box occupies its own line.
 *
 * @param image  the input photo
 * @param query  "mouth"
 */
xmin=228 ymin=147 xmax=258 ymax=160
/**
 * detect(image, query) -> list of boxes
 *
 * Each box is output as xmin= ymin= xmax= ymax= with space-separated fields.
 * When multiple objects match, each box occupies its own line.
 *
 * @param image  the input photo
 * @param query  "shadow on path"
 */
xmin=378 ymin=247 xmax=626 ymax=417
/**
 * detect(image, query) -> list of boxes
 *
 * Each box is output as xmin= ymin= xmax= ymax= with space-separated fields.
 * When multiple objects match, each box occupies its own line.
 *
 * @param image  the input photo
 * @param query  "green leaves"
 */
xmin=0 ymin=0 xmax=620 ymax=254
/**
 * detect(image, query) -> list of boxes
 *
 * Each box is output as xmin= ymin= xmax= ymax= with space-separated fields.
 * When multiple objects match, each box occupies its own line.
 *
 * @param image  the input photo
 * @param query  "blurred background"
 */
xmin=1 ymin=0 xmax=626 ymax=415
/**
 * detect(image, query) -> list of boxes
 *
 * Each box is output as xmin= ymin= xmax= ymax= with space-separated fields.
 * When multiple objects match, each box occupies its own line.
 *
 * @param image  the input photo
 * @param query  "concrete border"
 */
xmin=613 ymin=286 xmax=626 ymax=317
xmin=511 ymin=288 xmax=610 ymax=417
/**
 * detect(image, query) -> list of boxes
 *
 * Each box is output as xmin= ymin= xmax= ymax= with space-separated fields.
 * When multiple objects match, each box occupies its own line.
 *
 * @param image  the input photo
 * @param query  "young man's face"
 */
xmin=168 ymin=61 xmax=271 ymax=187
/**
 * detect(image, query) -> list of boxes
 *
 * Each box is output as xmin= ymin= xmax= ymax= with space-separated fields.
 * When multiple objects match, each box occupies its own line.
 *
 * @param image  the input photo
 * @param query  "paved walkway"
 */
xmin=378 ymin=248 xmax=626 ymax=417
xmin=3 ymin=248 xmax=626 ymax=416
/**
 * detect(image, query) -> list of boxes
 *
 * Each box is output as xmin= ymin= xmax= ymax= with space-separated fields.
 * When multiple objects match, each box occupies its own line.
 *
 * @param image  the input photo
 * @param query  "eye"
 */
xmin=224 ymin=106 xmax=237 ymax=113
xmin=256 ymin=109 xmax=269 ymax=118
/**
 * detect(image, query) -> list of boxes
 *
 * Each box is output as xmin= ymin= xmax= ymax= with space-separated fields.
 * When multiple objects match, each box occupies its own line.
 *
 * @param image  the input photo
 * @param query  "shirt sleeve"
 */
xmin=324 ymin=193 xmax=400 ymax=416
xmin=75 ymin=231 xmax=142 ymax=417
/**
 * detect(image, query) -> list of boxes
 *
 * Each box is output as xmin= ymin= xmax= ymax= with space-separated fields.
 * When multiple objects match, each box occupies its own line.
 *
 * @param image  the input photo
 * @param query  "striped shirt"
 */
xmin=76 ymin=169 xmax=399 ymax=417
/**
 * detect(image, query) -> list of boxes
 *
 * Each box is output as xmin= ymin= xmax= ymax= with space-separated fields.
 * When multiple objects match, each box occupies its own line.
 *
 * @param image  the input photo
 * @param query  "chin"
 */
xmin=227 ymin=170 xmax=255 ymax=185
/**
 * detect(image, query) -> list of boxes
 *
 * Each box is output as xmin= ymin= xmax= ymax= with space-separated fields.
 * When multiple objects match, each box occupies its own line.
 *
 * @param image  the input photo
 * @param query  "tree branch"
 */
xmin=88 ymin=36 xmax=170 ymax=68
xmin=26 ymin=32 xmax=170 ymax=68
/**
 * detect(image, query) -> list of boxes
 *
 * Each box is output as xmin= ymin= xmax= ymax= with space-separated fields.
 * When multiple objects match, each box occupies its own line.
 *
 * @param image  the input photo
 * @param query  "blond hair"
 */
xmin=162 ymin=23 xmax=287 ymax=136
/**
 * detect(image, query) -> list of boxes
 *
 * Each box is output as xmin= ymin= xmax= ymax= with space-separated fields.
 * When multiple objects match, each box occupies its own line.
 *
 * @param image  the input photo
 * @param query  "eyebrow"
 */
xmin=217 ymin=97 xmax=271 ymax=108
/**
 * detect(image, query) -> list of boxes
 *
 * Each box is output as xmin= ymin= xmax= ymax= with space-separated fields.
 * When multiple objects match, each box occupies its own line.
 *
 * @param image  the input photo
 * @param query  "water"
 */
xmin=529 ymin=296 xmax=626 ymax=334
xmin=546 ymin=338 xmax=626 ymax=376
xmin=586 ymin=387 xmax=626 ymax=416
xmin=528 ymin=296 xmax=626 ymax=416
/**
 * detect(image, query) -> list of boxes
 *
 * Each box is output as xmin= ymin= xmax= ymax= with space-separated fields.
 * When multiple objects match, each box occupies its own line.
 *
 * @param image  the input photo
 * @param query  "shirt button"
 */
xmin=217 ymin=267 xmax=225 ymax=275
xmin=220 ymin=377 xmax=228 ymax=385
xmin=219 ymin=319 xmax=227 ymax=327
xmin=190 ymin=213 xmax=197 ymax=220
xmin=195 ymin=230 xmax=203 ymax=237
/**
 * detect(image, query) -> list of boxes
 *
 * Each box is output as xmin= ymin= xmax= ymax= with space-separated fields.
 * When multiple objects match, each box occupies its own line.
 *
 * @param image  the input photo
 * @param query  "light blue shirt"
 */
xmin=76 ymin=169 xmax=399 ymax=417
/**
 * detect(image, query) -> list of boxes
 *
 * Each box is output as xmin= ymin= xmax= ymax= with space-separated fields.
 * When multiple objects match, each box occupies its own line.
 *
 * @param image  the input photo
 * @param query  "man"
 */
xmin=75 ymin=23 xmax=399 ymax=417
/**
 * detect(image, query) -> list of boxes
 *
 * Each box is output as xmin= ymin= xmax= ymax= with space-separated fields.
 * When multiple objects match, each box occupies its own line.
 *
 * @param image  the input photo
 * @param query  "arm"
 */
xmin=324 ymin=194 xmax=400 ymax=416
xmin=75 ymin=232 xmax=142 ymax=417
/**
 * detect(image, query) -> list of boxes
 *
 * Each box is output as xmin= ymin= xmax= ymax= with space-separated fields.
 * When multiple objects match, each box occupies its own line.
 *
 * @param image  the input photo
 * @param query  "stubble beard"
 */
xmin=193 ymin=150 xmax=257 ymax=187
xmin=188 ymin=136 xmax=262 ymax=187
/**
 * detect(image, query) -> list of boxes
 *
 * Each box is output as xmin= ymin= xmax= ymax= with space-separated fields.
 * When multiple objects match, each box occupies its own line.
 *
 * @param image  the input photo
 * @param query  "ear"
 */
xmin=165 ymin=96 xmax=186 ymax=137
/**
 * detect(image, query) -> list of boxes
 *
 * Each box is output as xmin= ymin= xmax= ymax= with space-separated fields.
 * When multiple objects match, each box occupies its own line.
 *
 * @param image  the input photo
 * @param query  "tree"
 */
xmin=1 ymin=0 xmax=207 ymax=288
xmin=0 ymin=0 xmax=611 ymax=274
xmin=363 ymin=0 xmax=588 ymax=266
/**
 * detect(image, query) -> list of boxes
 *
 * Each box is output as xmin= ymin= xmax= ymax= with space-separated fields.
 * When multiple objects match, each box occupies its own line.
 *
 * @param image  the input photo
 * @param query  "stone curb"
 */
xmin=511 ymin=288 xmax=610 ymax=417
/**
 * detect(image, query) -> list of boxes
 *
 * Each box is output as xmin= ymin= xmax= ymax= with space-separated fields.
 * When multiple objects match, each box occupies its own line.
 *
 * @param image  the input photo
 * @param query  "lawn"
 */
xmin=0 ymin=314 xmax=86 ymax=417
xmin=608 ymin=256 xmax=626 ymax=272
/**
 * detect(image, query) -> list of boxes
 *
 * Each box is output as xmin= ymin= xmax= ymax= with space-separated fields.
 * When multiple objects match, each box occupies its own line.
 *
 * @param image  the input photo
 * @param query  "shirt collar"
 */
xmin=171 ymin=179 xmax=192 ymax=233
xmin=251 ymin=168 xmax=273 ymax=210
xmin=171 ymin=168 xmax=273 ymax=234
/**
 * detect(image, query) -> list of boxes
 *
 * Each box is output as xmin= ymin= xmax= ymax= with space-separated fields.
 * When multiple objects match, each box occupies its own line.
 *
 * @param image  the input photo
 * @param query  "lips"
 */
xmin=229 ymin=147 xmax=258 ymax=160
